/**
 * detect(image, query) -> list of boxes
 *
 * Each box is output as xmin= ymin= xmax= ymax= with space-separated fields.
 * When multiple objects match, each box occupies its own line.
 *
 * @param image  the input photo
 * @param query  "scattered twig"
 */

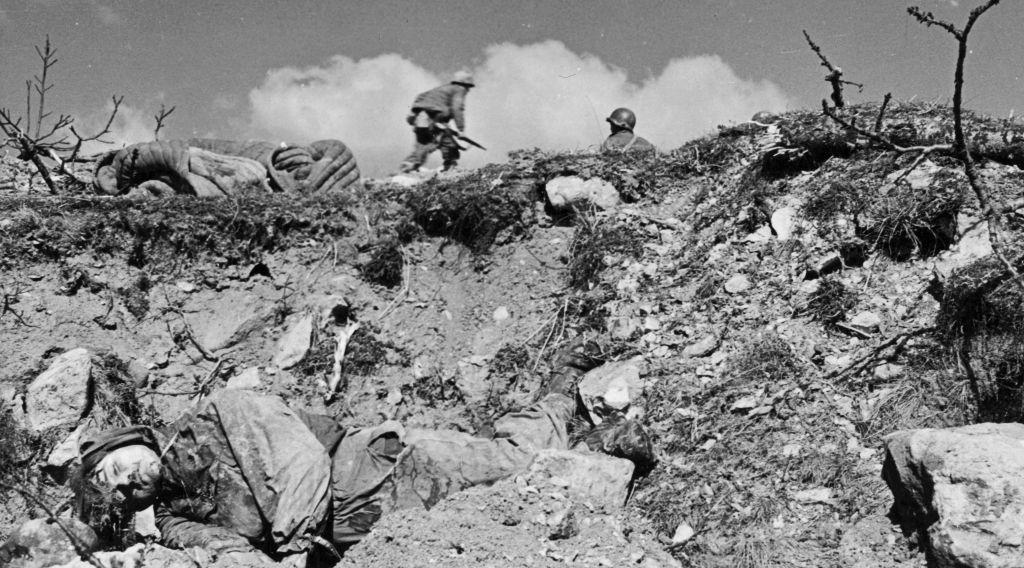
xmin=830 ymin=327 xmax=935 ymax=383
xmin=172 ymin=310 xmax=218 ymax=361
xmin=92 ymin=292 xmax=116 ymax=329
xmin=832 ymin=322 xmax=874 ymax=340
xmin=1 ymin=281 xmax=35 ymax=327
xmin=532 ymin=301 xmax=567 ymax=372
xmin=802 ymin=30 xmax=864 ymax=108
xmin=139 ymin=358 xmax=223 ymax=398
xmin=874 ymin=92 xmax=892 ymax=132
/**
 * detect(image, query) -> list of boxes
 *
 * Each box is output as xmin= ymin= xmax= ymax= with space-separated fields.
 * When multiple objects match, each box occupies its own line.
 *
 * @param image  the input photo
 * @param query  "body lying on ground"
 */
xmin=77 ymin=347 xmax=652 ymax=565
xmin=92 ymin=138 xmax=361 ymax=197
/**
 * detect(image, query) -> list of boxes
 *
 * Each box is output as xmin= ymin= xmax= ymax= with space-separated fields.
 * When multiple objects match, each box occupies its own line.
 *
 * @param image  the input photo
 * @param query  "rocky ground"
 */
xmin=2 ymin=101 xmax=1024 ymax=567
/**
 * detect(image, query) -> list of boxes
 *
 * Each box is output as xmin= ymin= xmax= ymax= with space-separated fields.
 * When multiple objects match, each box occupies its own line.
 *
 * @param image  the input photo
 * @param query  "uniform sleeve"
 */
xmin=450 ymin=88 xmax=467 ymax=132
xmin=154 ymin=504 xmax=255 ymax=554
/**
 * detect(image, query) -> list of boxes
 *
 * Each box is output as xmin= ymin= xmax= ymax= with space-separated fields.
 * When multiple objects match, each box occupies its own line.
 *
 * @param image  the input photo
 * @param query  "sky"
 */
xmin=1 ymin=0 xmax=1022 ymax=176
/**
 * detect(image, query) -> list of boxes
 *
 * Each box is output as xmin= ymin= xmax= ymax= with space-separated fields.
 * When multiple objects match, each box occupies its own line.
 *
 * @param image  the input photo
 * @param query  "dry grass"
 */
xmin=567 ymin=214 xmax=644 ymax=289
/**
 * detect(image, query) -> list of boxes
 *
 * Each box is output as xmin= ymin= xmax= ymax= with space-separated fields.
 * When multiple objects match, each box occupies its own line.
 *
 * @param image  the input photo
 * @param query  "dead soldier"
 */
xmin=398 ymin=71 xmax=475 ymax=173
xmin=600 ymin=107 xmax=656 ymax=154
xmin=77 ymin=344 xmax=654 ymax=566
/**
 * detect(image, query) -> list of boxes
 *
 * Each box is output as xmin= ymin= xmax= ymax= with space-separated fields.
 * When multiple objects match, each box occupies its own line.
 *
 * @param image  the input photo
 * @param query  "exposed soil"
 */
xmin=4 ymin=101 xmax=1024 ymax=567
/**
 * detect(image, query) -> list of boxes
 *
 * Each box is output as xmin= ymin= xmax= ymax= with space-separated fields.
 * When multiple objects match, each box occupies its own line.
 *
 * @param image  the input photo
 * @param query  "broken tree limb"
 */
xmin=802 ymin=30 xmax=864 ymax=108
xmin=327 ymin=320 xmax=361 ymax=394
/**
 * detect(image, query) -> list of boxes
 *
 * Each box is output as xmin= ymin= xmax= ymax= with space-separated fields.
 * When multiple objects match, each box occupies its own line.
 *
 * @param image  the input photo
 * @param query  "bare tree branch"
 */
xmin=874 ymin=93 xmax=892 ymax=133
xmin=908 ymin=1 xmax=1021 ymax=292
xmin=803 ymin=30 xmax=864 ymax=108
xmin=153 ymin=104 xmax=175 ymax=141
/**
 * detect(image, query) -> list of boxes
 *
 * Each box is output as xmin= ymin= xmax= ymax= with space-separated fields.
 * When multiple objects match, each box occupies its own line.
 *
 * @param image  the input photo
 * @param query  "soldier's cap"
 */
xmin=79 ymin=425 xmax=160 ymax=475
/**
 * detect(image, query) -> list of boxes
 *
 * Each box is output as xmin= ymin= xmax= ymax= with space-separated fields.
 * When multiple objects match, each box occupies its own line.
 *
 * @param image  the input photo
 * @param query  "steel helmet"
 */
xmin=606 ymin=107 xmax=636 ymax=130
xmin=452 ymin=71 xmax=475 ymax=87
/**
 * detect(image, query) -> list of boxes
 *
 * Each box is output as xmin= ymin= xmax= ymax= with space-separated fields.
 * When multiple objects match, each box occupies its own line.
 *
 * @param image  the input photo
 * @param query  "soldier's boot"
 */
xmin=398 ymin=161 xmax=418 ymax=174
xmin=441 ymin=160 xmax=458 ymax=172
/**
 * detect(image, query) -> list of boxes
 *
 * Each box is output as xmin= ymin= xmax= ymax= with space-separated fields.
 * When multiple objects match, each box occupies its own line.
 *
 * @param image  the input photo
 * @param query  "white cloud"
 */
xmin=248 ymin=41 xmax=791 ymax=176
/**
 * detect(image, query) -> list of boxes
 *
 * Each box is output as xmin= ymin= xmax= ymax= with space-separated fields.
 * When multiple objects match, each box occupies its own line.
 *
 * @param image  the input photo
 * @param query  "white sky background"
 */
xmin=245 ymin=41 xmax=789 ymax=176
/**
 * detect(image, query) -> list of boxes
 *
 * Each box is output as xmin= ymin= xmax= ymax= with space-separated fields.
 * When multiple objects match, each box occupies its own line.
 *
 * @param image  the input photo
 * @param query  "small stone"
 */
xmin=683 ymin=334 xmax=720 ymax=358
xmin=385 ymin=387 xmax=403 ymax=406
xmin=609 ymin=317 xmax=640 ymax=340
xmin=175 ymin=281 xmax=196 ymax=293
xmin=724 ymin=274 xmax=752 ymax=294
xmin=671 ymin=522 xmax=695 ymax=544
xmin=642 ymin=316 xmax=661 ymax=331
xmin=493 ymin=306 xmax=511 ymax=321
xmin=771 ymin=206 xmax=798 ymax=241
xmin=794 ymin=487 xmax=834 ymax=504
xmin=226 ymin=367 xmax=261 ymax=390
xmin=873 ymin=363 xmax=904 ymax=380
xmin=850 ymin=311 xmax=882 ymax=331
xmin=782 ymin=443 xmax=802 ymax=457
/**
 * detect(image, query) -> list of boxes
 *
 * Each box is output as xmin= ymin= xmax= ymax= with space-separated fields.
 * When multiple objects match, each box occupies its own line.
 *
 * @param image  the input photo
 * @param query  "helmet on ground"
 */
xmin=452 ymin=71 xmax=475 ymax=87
xmin=606 ymin=107 xmax=636 ymax=130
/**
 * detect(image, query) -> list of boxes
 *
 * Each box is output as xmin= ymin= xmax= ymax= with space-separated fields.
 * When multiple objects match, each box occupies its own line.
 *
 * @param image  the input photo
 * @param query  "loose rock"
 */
xmin=272 ymin=311 xmax=316 ymax=369
xmin=545 ymin=176 xmax=620 ymax=212
xmin=26 ymin=348 xmax=92 ymax=432
xmin=883 ymin=423 xmax=1024 ymax=568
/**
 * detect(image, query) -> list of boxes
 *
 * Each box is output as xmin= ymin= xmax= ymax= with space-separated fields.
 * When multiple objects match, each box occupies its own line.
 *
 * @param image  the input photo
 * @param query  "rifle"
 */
xmin=436 ymin=123 xmax=487 ymax=151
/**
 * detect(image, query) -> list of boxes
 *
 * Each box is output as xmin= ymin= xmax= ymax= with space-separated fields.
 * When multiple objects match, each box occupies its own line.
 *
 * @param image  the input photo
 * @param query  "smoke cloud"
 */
xmin=79 ymin=102 xmax=155 ymax=155
xmin=248 ymin=40 xmax=790 ymax=176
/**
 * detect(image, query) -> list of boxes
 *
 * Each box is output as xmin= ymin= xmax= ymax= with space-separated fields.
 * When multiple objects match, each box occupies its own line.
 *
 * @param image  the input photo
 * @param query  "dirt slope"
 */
xmin=3 ymin=101 xmax=1024 ymax=567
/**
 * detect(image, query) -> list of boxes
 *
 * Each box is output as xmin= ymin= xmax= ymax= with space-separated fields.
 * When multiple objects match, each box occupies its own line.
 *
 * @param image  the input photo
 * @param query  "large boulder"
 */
xmin=883 ymin=423 xmax=1024 ymax=568
xmin=188 ymin=293 xmax=278 ymax=352
xmin=524 ymin=449 xmax=634 ymax=509
xmin=25 ymin=349 xmax=92 ymax=432
xmin=545 ymin=176 xmax=620 ymax=212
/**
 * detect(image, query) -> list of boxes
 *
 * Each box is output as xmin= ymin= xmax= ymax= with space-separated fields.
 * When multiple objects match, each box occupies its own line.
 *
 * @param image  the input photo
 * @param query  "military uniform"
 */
xmin=399 ymin=73 xmax=474 ymax=173
xmin=600 ymin=131 xmax=655 ymax=154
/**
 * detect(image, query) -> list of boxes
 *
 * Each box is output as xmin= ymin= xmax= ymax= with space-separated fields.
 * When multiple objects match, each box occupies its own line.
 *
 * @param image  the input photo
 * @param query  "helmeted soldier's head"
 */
xmin=79 ymin=426 xmax=164 ymax=511
xmin=452 ymin=71 xmax=475 ymax=89
xmin=606 ymin=107 xmax=637 ymax=133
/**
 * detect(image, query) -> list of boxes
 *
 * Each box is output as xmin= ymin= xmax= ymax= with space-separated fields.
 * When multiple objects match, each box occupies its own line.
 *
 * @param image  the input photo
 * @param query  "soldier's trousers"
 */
xmin=400 ymin=111 xmax=461 ymax=171
xmin=327 ymin=392 xmax=574 ymax=545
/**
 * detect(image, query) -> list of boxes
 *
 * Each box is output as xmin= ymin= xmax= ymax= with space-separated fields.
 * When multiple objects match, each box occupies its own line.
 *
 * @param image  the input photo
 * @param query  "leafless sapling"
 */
xmin=907 ymin=1 xmax=1023 ymax=292
xmin=0 ymin=36 xmax=123 ymax=194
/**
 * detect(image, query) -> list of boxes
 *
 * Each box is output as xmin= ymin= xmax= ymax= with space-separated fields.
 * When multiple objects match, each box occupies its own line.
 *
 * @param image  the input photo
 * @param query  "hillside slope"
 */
xmin=2 ymin=101 xmax=1023 ymax=567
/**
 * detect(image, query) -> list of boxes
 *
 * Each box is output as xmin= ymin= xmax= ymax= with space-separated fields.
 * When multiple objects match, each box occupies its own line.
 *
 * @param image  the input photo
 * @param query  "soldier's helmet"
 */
xmin=606 ymin=107 xmax=637 ymax=130
xmin=452 ymin=71 xmax=475 ymax=87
